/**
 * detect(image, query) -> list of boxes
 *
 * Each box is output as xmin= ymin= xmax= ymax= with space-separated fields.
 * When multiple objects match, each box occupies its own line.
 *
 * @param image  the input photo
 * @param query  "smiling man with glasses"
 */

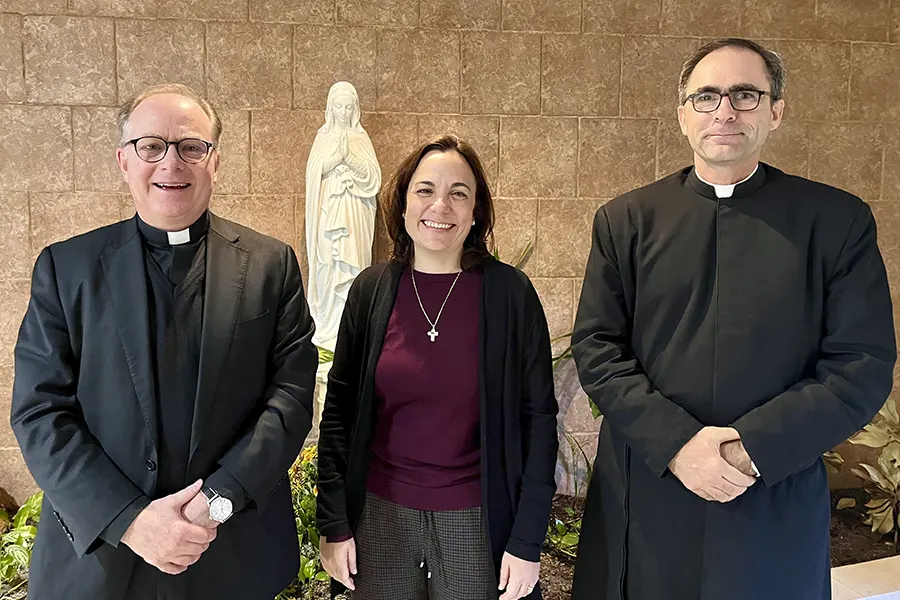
xmin=115 ymin=87 xmax=222 ymax=233
xmin=11 ymin=83 xmax=318 ymax=600
xmin=571 ymin=38 xmax=896 ymax=600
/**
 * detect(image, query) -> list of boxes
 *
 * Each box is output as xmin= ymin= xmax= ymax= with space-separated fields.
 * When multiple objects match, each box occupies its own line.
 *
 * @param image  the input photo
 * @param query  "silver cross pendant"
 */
xmin=427 ymin=328 xmax=438 ymax=342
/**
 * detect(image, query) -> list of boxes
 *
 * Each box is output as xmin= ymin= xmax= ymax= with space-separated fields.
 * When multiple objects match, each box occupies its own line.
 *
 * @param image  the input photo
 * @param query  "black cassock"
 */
xmin=571 ymin=164 xmax=896 ymax=600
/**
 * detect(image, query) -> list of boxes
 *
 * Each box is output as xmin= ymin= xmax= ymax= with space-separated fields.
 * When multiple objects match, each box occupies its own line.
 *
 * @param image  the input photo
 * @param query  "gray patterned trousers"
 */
xmin=351 ymin=493 xmax=498 ymax=600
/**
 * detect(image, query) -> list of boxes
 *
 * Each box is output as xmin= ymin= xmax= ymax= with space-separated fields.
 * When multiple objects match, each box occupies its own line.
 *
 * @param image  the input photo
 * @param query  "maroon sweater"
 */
xmin=365 ymin=267 xmax=483 ymax=511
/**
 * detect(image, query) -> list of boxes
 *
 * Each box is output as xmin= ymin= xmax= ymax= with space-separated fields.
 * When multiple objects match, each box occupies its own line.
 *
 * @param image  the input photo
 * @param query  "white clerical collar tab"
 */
xmin=713 ymin=184 xmax=736 ymax=199
xmin=697 ymin=164 xmax=759 ymax=199
xmin=167 ymin=228 xmax=191 ymax=245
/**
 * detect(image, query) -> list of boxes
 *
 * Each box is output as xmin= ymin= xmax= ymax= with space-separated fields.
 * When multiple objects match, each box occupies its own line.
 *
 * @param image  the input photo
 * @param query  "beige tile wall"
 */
xmin=1 ymin=0 xmax=898 ymax=501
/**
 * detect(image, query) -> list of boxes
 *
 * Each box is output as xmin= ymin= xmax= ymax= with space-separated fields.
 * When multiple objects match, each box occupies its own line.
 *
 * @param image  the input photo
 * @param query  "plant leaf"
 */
xmin=873 ymin=505 xmax=895 ymax=535
xmin=12 ymin=510 xmax=26 ymax=530
xmin=513 ymin=240 xmax=535 ymax=270
xmin=836 ymin=498 xmax=857 ymax=510
xmin=7 ymin=544 xmax=30 ymax=568
xmin=858 ymin=463 xmax=896 ymax=493
xmin=317 ymin=346 xmax=334 ymax=365
xmin=851 ymin=426 xmax=893 ymax=448
xmin=866 ymin=498 xmax=891 ymax=510
xmin=882 ymin=398 xmax=900 ymax=428
xmin=0 ymin=558 xmax=16 ymax=581
xmin=880 ymin=442 xmax=900 ymax=471
xmin=302 ymin=558 xmax=318 ymax=580
xmin=11 ymin=492 xmax=42 ymax=530
xmin=823 ymin=451 xmax=845 ymax=473
xmin=560 ymin=532 xmax=580 ymax=548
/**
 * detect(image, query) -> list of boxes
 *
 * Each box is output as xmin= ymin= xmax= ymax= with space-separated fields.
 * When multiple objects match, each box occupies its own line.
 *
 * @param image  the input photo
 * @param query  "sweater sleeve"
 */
xmin=316 ymin=275 xmax=366 ymax=540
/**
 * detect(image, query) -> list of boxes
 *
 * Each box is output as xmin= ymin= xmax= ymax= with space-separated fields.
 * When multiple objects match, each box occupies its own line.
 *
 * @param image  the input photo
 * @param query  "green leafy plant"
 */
xmin=546 ymin=503 xmax=582 ymax=558
xmin=492 ymin=239 xmax=534 ymax=271
xmin=0 ymin=491 xmax=42 ymax=594
xmin=551 ymin=336 xmax=573 ymax=370
xmin=837 ymin=400 xmax=900 ymax=544
xmin=562 ymin=431 xmax=593 ymax=500
xmin=545 ymin=432 xmax=591 ymax=558
xmin=317 ymin=346 xmax=334 ymax=365
xmin=276 ymin=446 xmax=329 ymax=600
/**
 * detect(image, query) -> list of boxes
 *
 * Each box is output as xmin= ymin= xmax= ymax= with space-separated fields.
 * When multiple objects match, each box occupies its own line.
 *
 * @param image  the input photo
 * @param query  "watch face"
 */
xmin=210 ymin=496 xmax=233 ymax=522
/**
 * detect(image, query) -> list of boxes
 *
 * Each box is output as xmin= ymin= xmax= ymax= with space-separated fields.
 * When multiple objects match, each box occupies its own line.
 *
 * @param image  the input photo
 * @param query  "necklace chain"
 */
xmin=410 ymin=269 xmax=463 ymax=342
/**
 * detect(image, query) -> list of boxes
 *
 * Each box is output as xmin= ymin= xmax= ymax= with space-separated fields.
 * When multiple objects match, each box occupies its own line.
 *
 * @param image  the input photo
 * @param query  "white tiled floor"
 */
xmin=833 ymin=580 xmax=865 ymax=600
xmin=832 ymin=556 xmax=900 ymax=599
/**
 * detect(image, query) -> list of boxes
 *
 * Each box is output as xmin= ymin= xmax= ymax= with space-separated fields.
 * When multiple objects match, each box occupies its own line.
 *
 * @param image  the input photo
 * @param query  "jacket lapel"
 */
xmin=190 ymin=215 xmax=248 ymax=459
xmin=99 ymin=217 xmax=158 ymax=447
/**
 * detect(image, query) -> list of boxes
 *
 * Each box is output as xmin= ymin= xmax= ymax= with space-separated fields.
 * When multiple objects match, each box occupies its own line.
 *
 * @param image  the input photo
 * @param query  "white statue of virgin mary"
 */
xmin=305 ymin=81 xmax=382 ymax=352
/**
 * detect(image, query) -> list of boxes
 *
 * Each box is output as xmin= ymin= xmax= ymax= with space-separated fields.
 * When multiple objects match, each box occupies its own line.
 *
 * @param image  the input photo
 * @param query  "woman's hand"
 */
xmin=319 ymin=536 xmax=357 ymax=591
xmin=498 ymin=552 xmax=540 ymax=599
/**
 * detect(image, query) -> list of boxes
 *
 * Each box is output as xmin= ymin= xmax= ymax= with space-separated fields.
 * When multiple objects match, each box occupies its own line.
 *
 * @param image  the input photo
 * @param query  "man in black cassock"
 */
xmin=571 ymin=38 xmax=896 ymax=600
xmin=10 ymin=84 xmax=317 ymax=600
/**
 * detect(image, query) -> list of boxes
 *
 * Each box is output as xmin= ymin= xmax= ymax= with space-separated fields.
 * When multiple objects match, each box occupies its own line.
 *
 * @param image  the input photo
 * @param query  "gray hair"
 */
xmin=678 ymin=38 xmax=786 ymax=105
xmin=116 ymin=83 xmax=222 ymax=146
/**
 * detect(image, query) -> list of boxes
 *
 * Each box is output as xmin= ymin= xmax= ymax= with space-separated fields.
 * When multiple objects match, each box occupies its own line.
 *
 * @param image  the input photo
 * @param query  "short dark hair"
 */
xmin=384 ymin=134 xmax=495 ymax=270
xmin=678 ymin=38 xmax=786 ymax=105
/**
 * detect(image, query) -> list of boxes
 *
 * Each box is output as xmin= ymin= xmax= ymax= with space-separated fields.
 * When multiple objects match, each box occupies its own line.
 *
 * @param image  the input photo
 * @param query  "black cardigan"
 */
xmin=316 ymin=258 xmax=559 ymax=596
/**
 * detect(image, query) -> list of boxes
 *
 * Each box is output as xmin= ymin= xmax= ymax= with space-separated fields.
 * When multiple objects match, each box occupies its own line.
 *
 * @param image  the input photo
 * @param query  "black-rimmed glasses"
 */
xmin=125 ymin=136 xmax=215 ymax=164
xmin=683 ymin=89 xmax=770 ymax=113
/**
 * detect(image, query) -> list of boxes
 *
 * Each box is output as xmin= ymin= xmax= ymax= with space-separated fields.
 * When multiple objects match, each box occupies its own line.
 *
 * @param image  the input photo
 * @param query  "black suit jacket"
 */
xmin=10 ymin=214 xmax=318 ymax=600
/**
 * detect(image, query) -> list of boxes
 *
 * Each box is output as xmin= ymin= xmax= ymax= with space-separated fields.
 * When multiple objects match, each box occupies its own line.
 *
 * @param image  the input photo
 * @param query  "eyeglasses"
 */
xmin=683 ymin=89 xmax=770 ymax=113
xmin=125 ymin=136 xmax=215 ymax=164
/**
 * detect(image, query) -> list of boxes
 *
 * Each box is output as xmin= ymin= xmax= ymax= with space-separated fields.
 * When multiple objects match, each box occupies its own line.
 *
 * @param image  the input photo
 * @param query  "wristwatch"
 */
xmin=201 ymin=485 xmax=234 ymax=523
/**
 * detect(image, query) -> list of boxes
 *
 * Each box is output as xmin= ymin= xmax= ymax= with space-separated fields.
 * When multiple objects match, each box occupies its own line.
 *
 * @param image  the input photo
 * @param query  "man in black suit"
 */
xmin=10 ymin=83 xmax=318 ymax=600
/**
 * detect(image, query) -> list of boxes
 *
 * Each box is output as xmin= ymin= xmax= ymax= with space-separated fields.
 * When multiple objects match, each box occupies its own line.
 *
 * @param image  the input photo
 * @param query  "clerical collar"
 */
xmin=695 ymin=164 xmax=759 ymax=198
xmin=687 ymin=163 xmax=766 ymax=200
xmin=137 ymin=211 xmax=210 ymax=248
